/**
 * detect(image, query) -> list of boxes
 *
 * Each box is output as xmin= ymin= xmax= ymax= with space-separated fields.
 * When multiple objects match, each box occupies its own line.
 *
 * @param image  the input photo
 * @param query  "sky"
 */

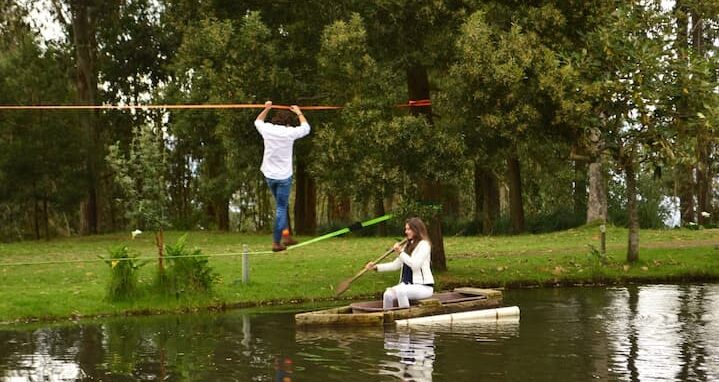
xmin=25 ymin=0 xmax=63 ymax=44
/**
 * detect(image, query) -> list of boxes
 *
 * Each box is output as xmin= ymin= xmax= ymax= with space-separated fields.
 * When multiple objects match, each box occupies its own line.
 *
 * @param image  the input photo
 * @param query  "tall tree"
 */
xmin=0 ymin=1 xmax=84 ymax=240
xmin=94 ymin=0 xmax=175 ymax=230
xmin=670 ymin=0 xmax=719 ymax=226
xmin=50 ymin=0 xmax=102 ymax=234
xmin=313 ymin=13 xmax=404 ymax=226
xmin=578 ymin=1 xmax=674 ymax=262
xmin=347 ymin=0 xmax=478 ymax=269
xmin=447 ymin=5 xmax=572 ymax=234
xmin=313 ymin=8 xmax=466 ymax=270
xmin=164 ymin=12 xmax=280 ymax=231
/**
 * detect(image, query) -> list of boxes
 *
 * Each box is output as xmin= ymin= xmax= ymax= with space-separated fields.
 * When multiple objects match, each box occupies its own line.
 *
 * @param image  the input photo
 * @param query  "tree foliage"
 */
xmin=0 ymin=2 xmax=84 ymax=240
xmin=1 ymin=1 xmax=718 ymax=267
xmin=107 ymin=123 xmax=170 ymax=232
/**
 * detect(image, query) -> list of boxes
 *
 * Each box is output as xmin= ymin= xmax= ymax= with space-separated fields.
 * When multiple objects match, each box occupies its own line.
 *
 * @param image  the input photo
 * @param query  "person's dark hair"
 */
xmin=403 ymin=217 xmax=430 ymax=254
xmin=271 ymin=110 xmax=296 ymax=126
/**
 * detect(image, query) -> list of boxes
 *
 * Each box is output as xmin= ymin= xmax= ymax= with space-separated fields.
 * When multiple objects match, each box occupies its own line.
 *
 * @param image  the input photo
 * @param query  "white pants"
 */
xmin=383 ymin=283 xmax=434 ymax=309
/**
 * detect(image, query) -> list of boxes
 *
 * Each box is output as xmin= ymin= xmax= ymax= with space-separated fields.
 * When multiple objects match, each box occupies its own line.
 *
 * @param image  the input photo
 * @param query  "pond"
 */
xmin=1 ymin=284 xmax=718 ymax=381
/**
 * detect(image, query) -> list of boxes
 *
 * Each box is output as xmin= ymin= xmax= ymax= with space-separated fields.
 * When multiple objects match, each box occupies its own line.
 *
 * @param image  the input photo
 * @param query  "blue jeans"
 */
xmin=266 ymin=176 xmax=292 ymax=243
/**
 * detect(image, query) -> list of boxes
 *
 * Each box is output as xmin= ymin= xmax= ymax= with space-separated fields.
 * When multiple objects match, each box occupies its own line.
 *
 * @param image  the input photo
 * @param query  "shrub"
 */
xmin=101 ymin=245 xmax=147 ymax=301
xmin=525 ymin=209 xmax=585 ymax=233
xmin=157 ymin=235 xmax=216 ymax=296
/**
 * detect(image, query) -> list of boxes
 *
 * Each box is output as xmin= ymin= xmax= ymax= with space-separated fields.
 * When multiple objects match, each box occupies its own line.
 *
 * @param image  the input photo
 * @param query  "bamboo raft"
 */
xmin=295 ymin=287 xmax=503 ymax=326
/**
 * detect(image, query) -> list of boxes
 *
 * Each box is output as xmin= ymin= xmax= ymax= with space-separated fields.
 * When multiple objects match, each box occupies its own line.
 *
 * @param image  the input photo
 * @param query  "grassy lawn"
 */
xmin=1 ymin=225 xmax=717 ymax=324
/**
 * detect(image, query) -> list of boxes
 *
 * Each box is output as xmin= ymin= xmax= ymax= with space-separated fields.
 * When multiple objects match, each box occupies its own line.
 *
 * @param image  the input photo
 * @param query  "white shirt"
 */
xmin=255 ymin=120 xmax=310 ymax=180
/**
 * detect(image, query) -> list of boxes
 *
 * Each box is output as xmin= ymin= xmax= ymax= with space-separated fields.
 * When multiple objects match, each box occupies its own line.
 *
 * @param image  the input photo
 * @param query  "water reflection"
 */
xmin=603 ymin=285 xmax=719 ymax=381
xmin=274 ymin=356 xmax=294 ymax=382
xmin=1 ymin=284 xmax=718 ymax=381
xmin=295 ymin=319 xmax=520 ymax=381
xmin=380 ymin=331 xmax=435 ymax=381
xmin=4 ymin=352 xmax=84 ymax=381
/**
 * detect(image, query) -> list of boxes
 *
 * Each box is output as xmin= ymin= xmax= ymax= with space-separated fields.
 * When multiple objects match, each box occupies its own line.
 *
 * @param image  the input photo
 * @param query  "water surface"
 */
xmin=1 ymin=284 xmax=718 ymax=381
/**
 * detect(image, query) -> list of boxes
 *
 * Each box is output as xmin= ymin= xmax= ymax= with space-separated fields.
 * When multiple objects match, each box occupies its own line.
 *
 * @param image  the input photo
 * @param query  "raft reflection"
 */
xmin=380 ymin=331 xmax=435 ymax=382
xmin=295 ymin=318 xmax=520 ymax=381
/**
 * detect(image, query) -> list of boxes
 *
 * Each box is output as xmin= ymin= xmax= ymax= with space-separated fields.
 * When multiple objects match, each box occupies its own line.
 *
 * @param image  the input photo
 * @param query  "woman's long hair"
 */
xmin=403 ymin=217 xmax=430 ymax=254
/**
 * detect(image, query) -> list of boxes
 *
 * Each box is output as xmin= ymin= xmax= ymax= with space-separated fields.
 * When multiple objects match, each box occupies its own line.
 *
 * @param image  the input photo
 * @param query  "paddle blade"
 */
xmin=335 ymin=278 xmax=353 ymax=296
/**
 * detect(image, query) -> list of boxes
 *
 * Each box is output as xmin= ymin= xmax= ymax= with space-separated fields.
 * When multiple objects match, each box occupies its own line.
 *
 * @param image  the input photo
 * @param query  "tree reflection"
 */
xmin=627 ymin=285 xmax=639 ymax=382
xmin=677 ymin=285 xmax=709 ymax=381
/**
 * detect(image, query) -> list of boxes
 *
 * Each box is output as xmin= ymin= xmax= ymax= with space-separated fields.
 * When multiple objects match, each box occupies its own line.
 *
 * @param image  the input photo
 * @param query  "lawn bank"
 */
xmin=1 ymin=225 xmax=717 ymax=325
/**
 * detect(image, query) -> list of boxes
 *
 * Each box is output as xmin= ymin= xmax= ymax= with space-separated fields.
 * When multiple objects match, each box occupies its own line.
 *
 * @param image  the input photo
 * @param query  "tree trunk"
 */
xmin=677 ymin=163 xmax=696 ymax=225
xmin=33 ymin=197 xmax=40 ymax=240
xmin=483 ymin=173 xmax=500 ymax=235
xmin=573 ymin=160 xmax=588 ymax=219
xmin=474 ymin=161 xmax=499 ymax=235
xmin=328 ymin=194 xmax=351 ymax=223
xmin=507 ymin=154 xmax=525 ymax=234
xmin=204 ymin=147 xmax=229 ymax=230
xmin=155 ymin=228 xmax=165 ymax=272
xmin=474 ymin=161 xmax=483 ymax=224
xmin=691 ymin=11 xmax=717 ymax=225
xmin=217 ymin=197 xmax=229 ymax=231
xmin=407 ymin=62 xmax=446 ymax=271
xmin=587 ymin=158 xmax=608 ymax=224
xmin=692 ymin=11 xmax=712 ymax=225
xmin=203 ymin=196 xmax=228 ymax=230
xmin=374 ymin=195 xmax=387 ymax=236
xmin=674 ymin=1 xmax=696 ymax=226
xmin=442 ymin=185 xmax=460 ymax=220
xmin=70 ymin=0 xmax=99 ymax=234
xmin=421 ymin=180 xmax=447 ymax=272
xmin=696 ymin=138 xmax=711 ymax=225
xmin=624 ymin=153 xmax=639 ymax=263
xmin=294 ymin=160 xmax=317 ymax=235
xmin=43 ymin=199 xmax=49 ymax=240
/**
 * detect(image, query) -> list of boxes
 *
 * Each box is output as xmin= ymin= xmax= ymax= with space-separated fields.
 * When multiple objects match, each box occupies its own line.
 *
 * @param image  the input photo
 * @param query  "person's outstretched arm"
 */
xmin=288 ymin=105 xmax=310 ymax=139
xmin=256 ymin=100 xmax=272 ymax=121
xmin=289 ymin=105 xmax=307 ymax=124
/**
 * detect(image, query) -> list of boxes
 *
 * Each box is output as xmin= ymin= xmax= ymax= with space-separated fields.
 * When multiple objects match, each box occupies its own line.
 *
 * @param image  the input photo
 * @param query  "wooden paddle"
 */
xmin=335 ymin=238 xmax=408 ymax=296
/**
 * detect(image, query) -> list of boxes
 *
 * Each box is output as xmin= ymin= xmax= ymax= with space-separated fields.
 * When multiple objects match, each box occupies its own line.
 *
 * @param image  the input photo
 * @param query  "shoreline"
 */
xmin=1 ymin=227 xmax=717 ymax=326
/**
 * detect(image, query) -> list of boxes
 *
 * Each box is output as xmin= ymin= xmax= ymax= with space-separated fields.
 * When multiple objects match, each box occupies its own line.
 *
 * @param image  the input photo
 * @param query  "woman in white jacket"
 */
xmin=366 ymin=217 xmax=435 ymax=309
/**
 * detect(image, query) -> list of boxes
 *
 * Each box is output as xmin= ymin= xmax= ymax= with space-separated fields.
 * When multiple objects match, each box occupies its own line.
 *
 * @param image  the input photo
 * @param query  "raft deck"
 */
xmin=295 ymin=287 xmax=502 ymax=326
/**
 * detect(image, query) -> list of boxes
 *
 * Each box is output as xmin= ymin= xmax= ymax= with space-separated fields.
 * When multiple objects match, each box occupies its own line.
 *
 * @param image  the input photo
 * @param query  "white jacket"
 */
xmin=376 ymin=240 xmax=434 ymax=285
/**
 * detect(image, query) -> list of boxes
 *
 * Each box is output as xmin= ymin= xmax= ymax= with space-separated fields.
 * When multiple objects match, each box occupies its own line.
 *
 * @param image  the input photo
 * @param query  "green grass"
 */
xmin=1 ymin=225 xmax=717 ymax=324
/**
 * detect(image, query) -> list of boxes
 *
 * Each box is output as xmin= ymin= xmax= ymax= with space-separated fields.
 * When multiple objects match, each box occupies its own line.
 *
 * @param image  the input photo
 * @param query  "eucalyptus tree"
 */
xmin=246 ymin=1 xmax=352 ymax=235
xmin=0 ymin=1 xmax=84 ymax=240
xmin=45 ymin=0 xmax=171 ymax=234
xmin=312 ymin=14 xmax=405 ymax=231
xmin=324 ymin=0 xmax=478 ymax=270
xmin=47 ymin=0 xmax=104 ymax=234
xmin=160 ymin=1 xmax=351 ymax=234
xmin=670 ymin=0 xmax=719 ymax=226
xmin=447 ymin=3 xmax=581 ymax=234
xmin=313 ymin=3 xmax=468 ymax=270
xmin=163 ymin=11 xmax=281 ymax=231
xmin=94 ymin=0 xmax=175 ymax=230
